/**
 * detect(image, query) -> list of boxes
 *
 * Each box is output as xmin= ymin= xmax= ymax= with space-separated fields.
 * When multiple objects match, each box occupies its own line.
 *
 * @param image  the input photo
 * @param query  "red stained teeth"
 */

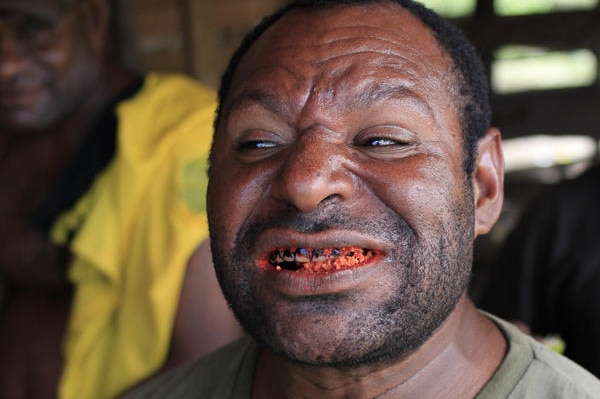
xmin=268 ymin=247 xmax=376 ymax=273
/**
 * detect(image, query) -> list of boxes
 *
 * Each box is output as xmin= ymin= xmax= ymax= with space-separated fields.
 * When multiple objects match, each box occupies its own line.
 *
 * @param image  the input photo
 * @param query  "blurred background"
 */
xmin=111 ymin=0 xmax=600 ymax=294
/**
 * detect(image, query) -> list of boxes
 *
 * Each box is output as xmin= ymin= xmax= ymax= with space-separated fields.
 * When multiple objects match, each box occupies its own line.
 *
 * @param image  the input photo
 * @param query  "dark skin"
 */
xmin=209 ymin=4 xmax=506 ymax=398
xmin=0 ymin=0 xmax=241 ymax=397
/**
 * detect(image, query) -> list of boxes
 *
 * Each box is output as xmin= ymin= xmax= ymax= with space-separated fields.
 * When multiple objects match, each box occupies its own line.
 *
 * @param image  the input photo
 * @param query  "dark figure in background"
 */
xmin=126 ymin=0 xmax=600 ymax=398
xmin=478 ymin=162 xmax=600 ymax=378
xmin=0 ymin=0 xmax=241 ymax=398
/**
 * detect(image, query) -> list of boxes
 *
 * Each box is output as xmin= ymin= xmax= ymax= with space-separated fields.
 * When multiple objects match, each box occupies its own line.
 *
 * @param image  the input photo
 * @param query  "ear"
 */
xmin=77 ymin=0 xmax=110 ymax=55
xmin=473 ymin=127 xmax=504 ymax=237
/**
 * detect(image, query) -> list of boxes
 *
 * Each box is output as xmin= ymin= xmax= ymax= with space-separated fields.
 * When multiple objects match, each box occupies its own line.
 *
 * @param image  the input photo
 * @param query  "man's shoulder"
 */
xmin=117 ymin=72 xmax=217 ymax=132
xmin=123 ymin=336 xmax=258 ymax=399
xmin=114 ymin=72 xmax=216 ymax=159
xmin=479 ymin=314 xmax=600 ymax=398
xmin=519 ymin=338 xmax=600 ymax=398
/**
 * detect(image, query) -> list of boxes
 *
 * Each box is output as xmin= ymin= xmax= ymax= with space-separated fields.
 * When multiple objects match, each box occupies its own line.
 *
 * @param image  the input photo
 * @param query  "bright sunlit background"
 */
xmin=417 ymin=0 xmax=599 ymax=17
xmin=494 ymin=0 xmax=598 ymax=15
xmin=492 ymin=47 xmax=597 ymax=94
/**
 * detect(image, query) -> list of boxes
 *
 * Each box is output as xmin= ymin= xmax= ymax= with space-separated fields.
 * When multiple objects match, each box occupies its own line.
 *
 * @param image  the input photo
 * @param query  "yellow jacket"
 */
xmin=53 ymin=73 xmax=215 ymax=399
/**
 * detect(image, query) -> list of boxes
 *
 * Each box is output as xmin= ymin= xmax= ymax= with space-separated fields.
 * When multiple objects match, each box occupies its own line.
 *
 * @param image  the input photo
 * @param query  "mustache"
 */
xmin=236 ymin=205 xmax=416 ymax=249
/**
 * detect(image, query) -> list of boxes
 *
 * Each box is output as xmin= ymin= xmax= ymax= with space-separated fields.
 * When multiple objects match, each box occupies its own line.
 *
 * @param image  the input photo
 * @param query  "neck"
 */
xmin=253 ymin=295 xmax=507 ymax=399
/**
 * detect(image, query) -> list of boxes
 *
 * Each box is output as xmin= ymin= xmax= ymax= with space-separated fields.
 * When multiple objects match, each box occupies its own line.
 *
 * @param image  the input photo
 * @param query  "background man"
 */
xmin=126 ymin=0 xmax=600 ymax=398
xmin=0 ymin=0 xmax=241 ymax=398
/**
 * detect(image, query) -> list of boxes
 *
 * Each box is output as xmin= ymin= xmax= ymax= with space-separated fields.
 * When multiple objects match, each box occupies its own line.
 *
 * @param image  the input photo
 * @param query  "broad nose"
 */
xmin=0 ymin=30 xmax=28 ymax=80
xmin=271 ymin=130 xmax=355 ymax=213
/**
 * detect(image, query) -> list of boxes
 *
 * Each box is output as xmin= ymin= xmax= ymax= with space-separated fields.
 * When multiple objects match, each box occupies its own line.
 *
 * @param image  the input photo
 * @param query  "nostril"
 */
xmin=272 ymin=167 xmax=355 ymax=213
xmin=322 ymin=194 xmax=340 ymax=203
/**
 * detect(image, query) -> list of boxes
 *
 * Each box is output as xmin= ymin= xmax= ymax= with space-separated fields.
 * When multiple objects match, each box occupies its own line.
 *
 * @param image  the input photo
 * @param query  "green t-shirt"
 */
xmin=477 ymin=314 xmax=600 ymax=398
xmin=124 ymin=315 xmax=600 ymax=398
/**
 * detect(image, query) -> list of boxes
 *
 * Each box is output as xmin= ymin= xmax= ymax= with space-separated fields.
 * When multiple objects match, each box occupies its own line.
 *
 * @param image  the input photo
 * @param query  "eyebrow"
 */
xmin=225 ymin=81 xmax=436 ymax=123
xmin=225 ymin=89 xmax=287 ymax=120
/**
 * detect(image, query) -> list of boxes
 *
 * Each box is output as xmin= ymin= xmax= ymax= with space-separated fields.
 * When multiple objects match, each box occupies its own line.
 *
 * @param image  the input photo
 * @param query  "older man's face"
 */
xmin=0 ymin=0 xmax=101 ymax=133
xmin=209 ymin=3 xmax=476 ymax=367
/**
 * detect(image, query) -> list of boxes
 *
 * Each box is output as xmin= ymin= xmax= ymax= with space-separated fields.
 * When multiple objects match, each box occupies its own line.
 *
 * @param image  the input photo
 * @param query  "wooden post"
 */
xmin=182 ymin=0 xmax=220 ymax=88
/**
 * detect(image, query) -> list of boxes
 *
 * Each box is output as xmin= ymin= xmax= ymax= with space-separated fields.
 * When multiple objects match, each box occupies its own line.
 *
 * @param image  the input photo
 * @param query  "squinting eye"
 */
xmin=237 ymin=140 xmax=278 ymax=150
xmin=354 ymin=126 xmax=415 ymax=159
xmin=364 ymin=137 xmax=401 ymax=147
xmin=234 ymin=137 xmax=282 ymax=163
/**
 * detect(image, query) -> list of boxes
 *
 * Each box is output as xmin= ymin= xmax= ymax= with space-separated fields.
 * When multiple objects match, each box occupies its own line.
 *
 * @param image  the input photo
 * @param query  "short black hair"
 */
xmin=215 ymin=0 xmax=491 ymax=176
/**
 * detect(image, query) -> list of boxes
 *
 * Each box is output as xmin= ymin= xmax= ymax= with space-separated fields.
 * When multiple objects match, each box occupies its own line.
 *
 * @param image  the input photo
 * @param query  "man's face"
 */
xmin=0 ymin=0 xmax=101 ymax=133
xmin=209 ymin=4 xmax=476 ymax=367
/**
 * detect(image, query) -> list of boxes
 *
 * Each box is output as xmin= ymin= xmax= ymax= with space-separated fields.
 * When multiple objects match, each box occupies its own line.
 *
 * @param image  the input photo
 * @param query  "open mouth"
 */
xmin=266 ymin=247 xmax=378 ymax=273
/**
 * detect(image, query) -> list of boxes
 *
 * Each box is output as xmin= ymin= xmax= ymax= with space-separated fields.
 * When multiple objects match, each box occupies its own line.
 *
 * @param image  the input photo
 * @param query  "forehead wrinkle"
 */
xmin=302 ymin=36 xmax=429 ymax=70
xmin=296 ymin=41 xmax=444 ymax=121
xmin=298 ymin=63 xmax=440 ymax=130
xmin=281 ymin=12 xmax=447 ymax=67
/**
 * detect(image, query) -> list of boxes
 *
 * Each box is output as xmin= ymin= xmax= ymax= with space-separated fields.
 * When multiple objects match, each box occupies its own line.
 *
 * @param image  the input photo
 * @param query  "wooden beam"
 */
xmin=491 ymin=86 xmax=600 ymax=139
xmin=457 ymin=10 xmax=600 ymax=50
xmin=182 ymin=0 xmax=220 ymax=87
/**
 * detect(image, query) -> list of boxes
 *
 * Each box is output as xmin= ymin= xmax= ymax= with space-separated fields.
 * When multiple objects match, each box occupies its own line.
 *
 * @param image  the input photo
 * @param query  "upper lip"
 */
xmin=252 ymin=228 xmax=390 ymax=261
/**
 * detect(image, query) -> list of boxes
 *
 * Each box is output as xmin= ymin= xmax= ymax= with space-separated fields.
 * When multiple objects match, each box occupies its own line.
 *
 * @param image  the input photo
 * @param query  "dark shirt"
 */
xmin=478 ymin=163 xmax=600 ymax=377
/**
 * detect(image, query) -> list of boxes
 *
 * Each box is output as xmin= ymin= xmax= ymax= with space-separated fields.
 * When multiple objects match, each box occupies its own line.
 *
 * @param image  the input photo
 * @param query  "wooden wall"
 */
xmin=116 ymin=0 xmax=286 ymax=88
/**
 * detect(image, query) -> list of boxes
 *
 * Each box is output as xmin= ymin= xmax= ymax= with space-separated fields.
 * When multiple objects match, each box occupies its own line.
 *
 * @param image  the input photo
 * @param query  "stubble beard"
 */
xmin=209 ymin=193 xmax=474 ymax=368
